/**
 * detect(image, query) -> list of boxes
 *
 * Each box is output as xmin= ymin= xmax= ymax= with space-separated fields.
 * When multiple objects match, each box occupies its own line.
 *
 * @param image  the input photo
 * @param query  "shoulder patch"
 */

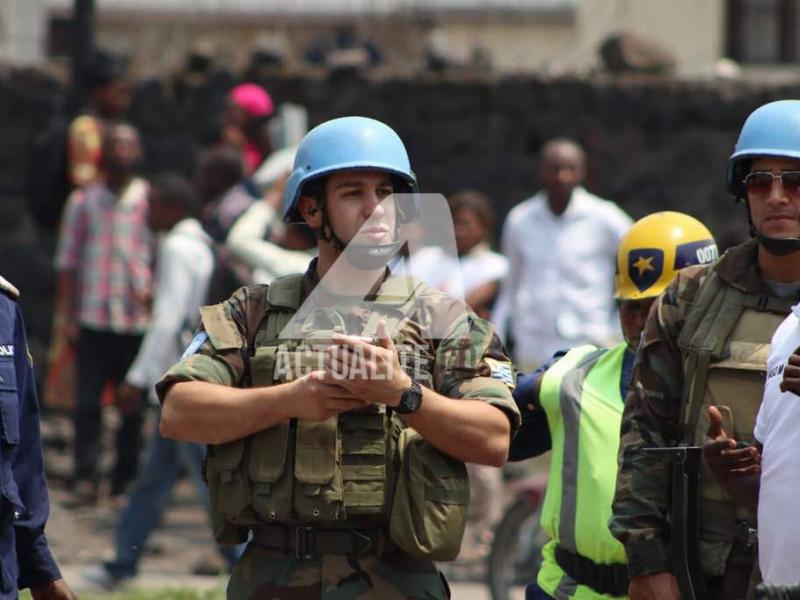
xmin=199 ymin=304 xmax=241 ymax=350
xmin=0 ymin=275 xmax=19 ymax=300
xmin=485 ymin=357 xmax=515 ymax=387
xmin=182 ymin=332 xmax=208 ymax=359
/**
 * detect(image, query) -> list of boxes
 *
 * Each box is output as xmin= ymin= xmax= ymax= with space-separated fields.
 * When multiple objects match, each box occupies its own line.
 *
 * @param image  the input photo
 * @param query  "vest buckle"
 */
xmin=295 ymin=526 xmax=316 ymax=559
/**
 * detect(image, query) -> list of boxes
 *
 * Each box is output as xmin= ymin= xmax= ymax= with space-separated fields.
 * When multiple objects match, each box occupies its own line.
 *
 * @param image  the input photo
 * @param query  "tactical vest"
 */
xmin=537 ymin=343 xmax=628 ymax=600
xmin=677 ymin=270 xmax=795 ymax=578
xmin=203 ymin=273 xmax=469 ymax=558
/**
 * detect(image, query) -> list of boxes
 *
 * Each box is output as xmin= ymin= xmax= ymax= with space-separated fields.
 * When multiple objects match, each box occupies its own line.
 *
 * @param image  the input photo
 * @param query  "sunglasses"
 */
xmin=744 ymin=171 xmax=800 ymax=199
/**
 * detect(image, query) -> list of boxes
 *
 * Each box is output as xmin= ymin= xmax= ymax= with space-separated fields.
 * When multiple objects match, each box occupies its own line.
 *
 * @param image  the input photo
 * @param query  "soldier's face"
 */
xmin=324 ymin=170 xmax=397 ymax=244
xmin=748 ymin=157 xmax=800 ymax=240
xmin=619 ymin=298 xmax=655 ymax=350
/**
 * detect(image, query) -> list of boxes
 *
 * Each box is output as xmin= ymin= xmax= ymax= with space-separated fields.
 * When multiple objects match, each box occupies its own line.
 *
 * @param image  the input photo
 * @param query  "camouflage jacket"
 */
xmin=156 ymin=258 xmax=520 ymax=434
xmin=609 ymin=239 xmax=794 ymax=578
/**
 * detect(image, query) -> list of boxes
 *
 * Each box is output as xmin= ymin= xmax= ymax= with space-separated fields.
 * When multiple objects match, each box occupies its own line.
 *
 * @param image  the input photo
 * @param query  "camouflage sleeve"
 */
xmin=432 ymin=312 xmax=521 ymax=436
xmin=155 ymin=286 xmax=263 ymax=402
xmin=610 ymin=268 xmax=703 ymax=577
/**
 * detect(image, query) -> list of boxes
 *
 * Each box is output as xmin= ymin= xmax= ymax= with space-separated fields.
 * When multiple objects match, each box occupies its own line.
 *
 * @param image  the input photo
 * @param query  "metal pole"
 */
xmin=69 ymin=0 xmax=95 ymax=115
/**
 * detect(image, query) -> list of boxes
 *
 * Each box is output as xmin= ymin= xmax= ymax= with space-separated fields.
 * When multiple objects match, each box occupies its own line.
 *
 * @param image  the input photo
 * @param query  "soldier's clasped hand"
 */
xmin=323 ymin=320 xmax=412 ymax=407
xmin=703 ymin=405 xmax=761 ymax=481
xmin=290 ymin=371 xmax=367 ymax=421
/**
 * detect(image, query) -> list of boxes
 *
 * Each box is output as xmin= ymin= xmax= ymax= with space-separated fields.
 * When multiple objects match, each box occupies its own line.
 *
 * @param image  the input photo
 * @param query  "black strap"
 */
xmin=554 ymin=545 xmax=629 ymax=597
xmin=252 ymin=525 xmax=394 ymax=559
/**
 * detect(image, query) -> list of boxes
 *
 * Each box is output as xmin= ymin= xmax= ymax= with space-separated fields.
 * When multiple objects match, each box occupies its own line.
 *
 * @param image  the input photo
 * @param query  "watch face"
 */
xmin=404 ymin=392 xmax=421 ymax=412
xmin=399 ymin=381 xmax=422 ymax=414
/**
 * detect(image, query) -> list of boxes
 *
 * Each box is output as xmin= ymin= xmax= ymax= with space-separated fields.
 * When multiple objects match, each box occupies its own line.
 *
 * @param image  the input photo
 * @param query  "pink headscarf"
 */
xmin=230 ymin=83 xmax=274 ymax=118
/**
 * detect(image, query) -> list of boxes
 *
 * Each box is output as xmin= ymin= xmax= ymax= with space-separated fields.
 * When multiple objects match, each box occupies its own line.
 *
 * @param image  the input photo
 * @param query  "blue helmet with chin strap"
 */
xmin=727 ymin=100 xmax=800 ymax=199
xmin=727 ymin=100 xmax=800 ymax=255
xmin=283 ymin=116 xmax=417 ymax=223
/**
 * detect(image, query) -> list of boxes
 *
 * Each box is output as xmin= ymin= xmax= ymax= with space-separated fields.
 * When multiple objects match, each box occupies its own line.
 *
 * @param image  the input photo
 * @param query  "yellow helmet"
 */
xmin=615 ymin=211 xmax=718 ymax=301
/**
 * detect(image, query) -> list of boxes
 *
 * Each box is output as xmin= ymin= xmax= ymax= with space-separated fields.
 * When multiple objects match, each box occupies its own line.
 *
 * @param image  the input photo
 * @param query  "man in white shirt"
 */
xmin=493 ymin=138 xmax=632 ymax=370
xmin=754 ymin=302 xmax=800 ymax=585
xmin=84 ymin=174 xmax=241 ymax=588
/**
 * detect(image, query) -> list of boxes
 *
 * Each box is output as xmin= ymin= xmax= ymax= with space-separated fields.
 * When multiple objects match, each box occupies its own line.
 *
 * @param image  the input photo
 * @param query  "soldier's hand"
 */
xmin=703 ymin=406 xmax=761 ymax=481
xmin=780 ymin=345 xmax=800 ymax=395
xmin=291 ymin=371 xmax=367 ymax=421
xmin=628 ymin=572 xmax=681 ymax=600
xmin=325 ymin=321 xmax=411 ymax=407
xmin=31 ymin=578 xmax=77 ymax=600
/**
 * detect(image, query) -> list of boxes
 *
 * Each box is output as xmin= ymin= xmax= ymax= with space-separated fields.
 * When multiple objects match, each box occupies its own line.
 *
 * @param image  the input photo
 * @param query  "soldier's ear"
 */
xmin=297 ymin=195 xmax=323 ymax=227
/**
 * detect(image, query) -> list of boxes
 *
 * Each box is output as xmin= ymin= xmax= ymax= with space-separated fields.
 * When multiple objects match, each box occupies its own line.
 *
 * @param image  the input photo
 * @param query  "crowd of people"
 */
xmin=2 ymin=45 xmax=800 ymax=600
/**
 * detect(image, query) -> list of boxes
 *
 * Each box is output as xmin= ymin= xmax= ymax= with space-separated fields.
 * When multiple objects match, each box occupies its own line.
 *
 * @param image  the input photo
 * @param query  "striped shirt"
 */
xmin=55 ymin=178 xmax=153 ymax=333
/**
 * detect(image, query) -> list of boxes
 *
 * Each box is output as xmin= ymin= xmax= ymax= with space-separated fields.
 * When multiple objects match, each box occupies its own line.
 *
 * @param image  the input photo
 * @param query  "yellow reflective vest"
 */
xmin=537 ymin=343 xmax=628 ymax=600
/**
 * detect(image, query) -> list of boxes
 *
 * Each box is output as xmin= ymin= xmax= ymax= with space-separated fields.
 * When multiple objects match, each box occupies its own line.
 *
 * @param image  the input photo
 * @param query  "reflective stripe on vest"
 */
xmin=537 ymin=343 xmax=628 ymax=600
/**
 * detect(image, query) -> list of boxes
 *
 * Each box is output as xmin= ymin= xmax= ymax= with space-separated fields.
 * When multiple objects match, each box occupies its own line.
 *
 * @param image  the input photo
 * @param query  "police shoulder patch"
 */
xmin=182 ymin=332 xmax=209 ymax=359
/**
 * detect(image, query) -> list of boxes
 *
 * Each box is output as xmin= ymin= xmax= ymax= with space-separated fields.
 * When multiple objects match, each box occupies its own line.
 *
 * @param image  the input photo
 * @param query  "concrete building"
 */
xmin=1 ymin=0 xmax=795 ymax=76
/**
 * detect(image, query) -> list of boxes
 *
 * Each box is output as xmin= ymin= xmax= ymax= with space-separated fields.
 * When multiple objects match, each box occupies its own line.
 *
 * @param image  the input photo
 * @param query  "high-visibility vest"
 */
xmin=537 ymin=342 xmax=628 ymax=600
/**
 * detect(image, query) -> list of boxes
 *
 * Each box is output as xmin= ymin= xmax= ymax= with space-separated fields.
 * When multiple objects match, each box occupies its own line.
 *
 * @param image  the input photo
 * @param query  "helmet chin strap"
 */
xmin=320 ymin=206 xmax=402 ymax=270
xmin=745 ymin=199 xmax=800 ymax=256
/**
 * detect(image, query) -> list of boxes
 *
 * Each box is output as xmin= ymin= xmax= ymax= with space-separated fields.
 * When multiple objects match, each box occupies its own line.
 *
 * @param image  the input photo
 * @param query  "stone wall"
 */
xmin=1 ymin=67 xmax=798 ymax=379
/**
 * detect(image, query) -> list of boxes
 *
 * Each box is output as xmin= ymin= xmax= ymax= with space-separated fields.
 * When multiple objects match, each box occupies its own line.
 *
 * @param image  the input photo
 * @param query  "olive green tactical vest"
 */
xmin=677 ymin=270 xmax=795 ymax=578
xmin=203 ymin=273 xmax=462 ymax=547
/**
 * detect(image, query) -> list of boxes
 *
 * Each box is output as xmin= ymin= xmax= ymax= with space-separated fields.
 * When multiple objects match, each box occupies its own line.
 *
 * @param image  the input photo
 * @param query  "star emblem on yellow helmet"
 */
xmin=632 ymin=255 xmax=655 ymax=277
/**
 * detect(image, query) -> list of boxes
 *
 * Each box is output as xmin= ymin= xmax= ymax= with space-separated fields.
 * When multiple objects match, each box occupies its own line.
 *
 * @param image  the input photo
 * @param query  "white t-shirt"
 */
xmin=410 ymin=243 xmax=508 ymax=300
xmin=754 ymin=303 xmax=800 ymax=585
xmin=492 ymin=187 xmax=632 ymax=366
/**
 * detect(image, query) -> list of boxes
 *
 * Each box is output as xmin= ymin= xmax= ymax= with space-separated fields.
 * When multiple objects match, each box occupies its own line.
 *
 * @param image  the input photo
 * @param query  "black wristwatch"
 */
xmin=396 ymin=379 xmax=423 ymax=414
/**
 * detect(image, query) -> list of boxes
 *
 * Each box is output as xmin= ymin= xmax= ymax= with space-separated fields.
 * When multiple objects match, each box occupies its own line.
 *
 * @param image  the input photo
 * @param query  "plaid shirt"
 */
xmin=55 ymin=178 xmax=153 ymax=334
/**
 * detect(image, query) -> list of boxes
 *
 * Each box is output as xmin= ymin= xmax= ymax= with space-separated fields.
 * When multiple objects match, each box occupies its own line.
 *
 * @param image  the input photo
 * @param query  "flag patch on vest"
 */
xmin=182 ymin=332 xmax=208 ymax=359
xmin=485 ymin=358 xmax=514 ymax=387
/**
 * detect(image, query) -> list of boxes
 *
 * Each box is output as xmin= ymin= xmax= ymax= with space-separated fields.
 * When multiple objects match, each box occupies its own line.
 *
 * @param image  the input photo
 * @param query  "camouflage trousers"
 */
xmin=227 ymin=544 xmax=451 ymax=600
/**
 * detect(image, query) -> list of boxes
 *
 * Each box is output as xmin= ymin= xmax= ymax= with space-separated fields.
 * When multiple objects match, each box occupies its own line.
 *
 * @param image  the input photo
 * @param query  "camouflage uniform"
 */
xmin=610 ymin=239 xmax=798 ymax=595
xmin=156 ymin=258 xmax=519 ymax=600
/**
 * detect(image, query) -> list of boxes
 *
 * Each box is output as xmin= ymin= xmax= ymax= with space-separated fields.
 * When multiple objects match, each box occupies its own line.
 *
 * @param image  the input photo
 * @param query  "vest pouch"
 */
xmin=251 ymin=346 xmax=278 ymax=387
xmin=248 ymin=423 xmax=293 ymax=523
xmin=690 ymin=337 xmax=770 ymax=577
xmin=294 ymin=418 xmax=343 ymax=522
xmin=206 ymin=439 xmax=252 ymax=544
xmin=389 ymin=428 xmax=469 ymax=561
xmin=340 ymin=410 xmax=389 ymax=517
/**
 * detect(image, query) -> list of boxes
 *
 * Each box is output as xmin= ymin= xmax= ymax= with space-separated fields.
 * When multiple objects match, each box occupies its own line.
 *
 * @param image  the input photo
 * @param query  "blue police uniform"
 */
xmin=0 ymin=276 xmax=61 ymax=596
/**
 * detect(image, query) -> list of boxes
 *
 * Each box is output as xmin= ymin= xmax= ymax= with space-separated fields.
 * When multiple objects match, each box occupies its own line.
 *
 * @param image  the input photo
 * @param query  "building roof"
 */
xmin=47 ymin=0 xmax=575 ymax=18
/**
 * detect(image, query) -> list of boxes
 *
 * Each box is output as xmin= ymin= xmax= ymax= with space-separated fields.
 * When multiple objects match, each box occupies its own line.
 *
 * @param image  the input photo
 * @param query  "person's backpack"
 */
xmin=26 ymin=115 xmax=72 ymax=230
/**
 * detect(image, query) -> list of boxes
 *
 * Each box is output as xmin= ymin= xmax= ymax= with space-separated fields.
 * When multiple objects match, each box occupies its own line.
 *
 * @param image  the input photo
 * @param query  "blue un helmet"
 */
xmin=283 ymin=116 xmax=417 ymax=223
xmin=727 ymin=100 xmax=800 ymax=254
